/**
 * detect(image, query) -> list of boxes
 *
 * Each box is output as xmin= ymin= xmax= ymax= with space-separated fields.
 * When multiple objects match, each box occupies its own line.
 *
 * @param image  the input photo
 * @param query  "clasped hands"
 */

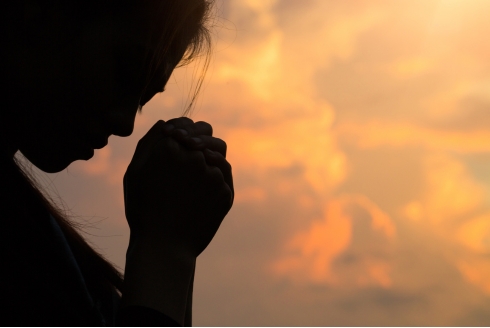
xmin=162 ymin=117 xmax=233 ymax=194
xmin=124 ymin=117 xmax=234 ymax=260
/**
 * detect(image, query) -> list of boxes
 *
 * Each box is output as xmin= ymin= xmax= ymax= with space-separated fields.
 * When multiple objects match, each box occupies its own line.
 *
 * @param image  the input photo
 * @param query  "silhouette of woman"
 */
xmin=0 ymin=0 xmax=233 ymax=326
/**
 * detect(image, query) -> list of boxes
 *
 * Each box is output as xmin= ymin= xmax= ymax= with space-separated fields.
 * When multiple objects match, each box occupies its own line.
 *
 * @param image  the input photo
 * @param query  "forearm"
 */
xmin=119 ymin=242 xmax=196 ymax=326
xmin=184 ymin=266 xmax=194 ymax=326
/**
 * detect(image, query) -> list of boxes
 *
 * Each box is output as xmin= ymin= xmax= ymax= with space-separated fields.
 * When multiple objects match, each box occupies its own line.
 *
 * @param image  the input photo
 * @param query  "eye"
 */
xmin=138 ymin=59 xmax=173 ymax=106
xmin=139 ymin=84 xmax=166 ymax=107
xmin=114 ymin=44 xmax=149 ymax=94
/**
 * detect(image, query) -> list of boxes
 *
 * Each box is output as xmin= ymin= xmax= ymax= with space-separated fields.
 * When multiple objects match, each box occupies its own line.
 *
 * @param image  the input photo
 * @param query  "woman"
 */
xmin=0 ymin=0 xmax=234 ymax=326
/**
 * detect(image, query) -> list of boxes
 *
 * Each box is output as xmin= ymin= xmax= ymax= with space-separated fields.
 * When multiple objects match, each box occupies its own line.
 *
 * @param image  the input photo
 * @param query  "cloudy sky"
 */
xmin=28 ymin=0 xmax=490 ymax=325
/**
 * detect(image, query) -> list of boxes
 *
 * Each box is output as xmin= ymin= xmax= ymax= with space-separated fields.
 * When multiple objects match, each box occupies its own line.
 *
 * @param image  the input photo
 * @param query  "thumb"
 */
xmin=129 ymin=120 xmax=167 ymax=169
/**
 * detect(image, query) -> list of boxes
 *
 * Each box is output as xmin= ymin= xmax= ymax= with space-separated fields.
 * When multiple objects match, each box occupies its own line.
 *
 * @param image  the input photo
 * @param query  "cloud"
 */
xmin=337 ymin=120 xmax=490 ymax=154
xmin=389 ymin=56 xmax=435 ymax=79
xmin=271 ymin=193 xmax=395 ymax=288
xmin=396 ymin=152 xmax=490 ymax=296
xmin=457 ymin=258 xmax=490 ymax=294
xmin=457 ymin=213 xmax=490 ymax=254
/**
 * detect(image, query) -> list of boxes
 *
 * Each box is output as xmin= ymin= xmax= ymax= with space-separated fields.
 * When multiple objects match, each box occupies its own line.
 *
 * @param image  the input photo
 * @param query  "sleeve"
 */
xmin=116 ymin=305 xmax=181 ymax=327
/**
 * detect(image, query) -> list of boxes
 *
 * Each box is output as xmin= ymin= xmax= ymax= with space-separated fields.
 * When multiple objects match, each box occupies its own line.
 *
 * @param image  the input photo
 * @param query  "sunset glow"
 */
xmin=32 ymin=0 xmax=490 ymax=325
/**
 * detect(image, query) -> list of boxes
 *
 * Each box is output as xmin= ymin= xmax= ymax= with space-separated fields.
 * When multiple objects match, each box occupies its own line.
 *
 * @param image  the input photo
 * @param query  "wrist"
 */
xmin=120 ymin=242 xmax=196 ymax=326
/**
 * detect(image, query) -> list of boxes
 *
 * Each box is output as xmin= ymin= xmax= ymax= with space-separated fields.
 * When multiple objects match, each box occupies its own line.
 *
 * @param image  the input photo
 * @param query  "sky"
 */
xmin=27 ymin=0 xmax=490 ymax=325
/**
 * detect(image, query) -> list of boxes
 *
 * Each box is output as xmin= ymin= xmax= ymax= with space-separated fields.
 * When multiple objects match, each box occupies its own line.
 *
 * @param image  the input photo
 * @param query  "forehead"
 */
xmin=111 ymin=7 xmax=186 ymax=65
xmin=111 ymin=9 xmax=155 ymax=49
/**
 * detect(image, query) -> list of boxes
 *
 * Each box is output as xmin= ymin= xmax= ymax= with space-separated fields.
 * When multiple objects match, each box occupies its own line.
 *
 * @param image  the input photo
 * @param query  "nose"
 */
xmin=107 ymin=105 xmax=137 ymax=137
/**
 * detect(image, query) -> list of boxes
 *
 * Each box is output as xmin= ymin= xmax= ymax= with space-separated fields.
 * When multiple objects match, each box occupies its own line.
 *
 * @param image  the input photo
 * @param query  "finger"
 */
xmin=177 ymin=135 xmax=227 ymax=157
xmin=166 ymin=117 xmax=194 ymax=135
xmin=203 ymin=149 xmax=234 ymax=203
xmin=196 ymin=135 xmax=227 ymax=157
xmin=165 ymin=117 xmax=195 ymax=143
xmin=166 ymin=117 xmax=213 ymax=138
xmin=139 ymin=120 xmax=167 ymax=146
xmin=194 ymin=121 xmax=213 ymax=136
xmin=131 ymin=120 xmax=166 ymax=167
xmin=167 ymin=118 xmax=213 ymax=137
xmin=179 ymin=136 xmax=207 ymax=151
xmin=161 ymin=122 xmax=175 ymax=136
xmin=170 ymin=128 xmax=190 ymax=140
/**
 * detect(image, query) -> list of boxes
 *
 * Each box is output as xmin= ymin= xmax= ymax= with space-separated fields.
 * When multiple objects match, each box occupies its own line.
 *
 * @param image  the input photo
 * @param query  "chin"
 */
xmin=20 ymin=147 xmax=93 ymax=173
xmin=26 ymin=156 xmax=73 ymax=173
xmin=36 ymin=161 xmax=72 ymax=174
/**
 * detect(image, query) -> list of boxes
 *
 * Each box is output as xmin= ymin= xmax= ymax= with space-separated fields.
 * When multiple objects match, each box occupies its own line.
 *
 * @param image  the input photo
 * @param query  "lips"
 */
xmin=85 ymin=133 xmax=109 ymax=149
xmin=93 ymin=137 xmax=109 ymax=149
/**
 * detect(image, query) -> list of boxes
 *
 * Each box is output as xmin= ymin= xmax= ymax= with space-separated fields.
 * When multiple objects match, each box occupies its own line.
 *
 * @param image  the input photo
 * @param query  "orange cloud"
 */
xmin=389 ymin=56 xmax=435 ymax=79
xmin=224 ymin=104 xmax=347 ymax=194
xmin=270 ymin=197 xmax=352 ymax=285
xmin=457 ymin=259 xmax=490 ymax=295
xmin=353 ymin=194 xmax=396 ymax=239
xmin=423 ymin=154 xmax=487 ymax=223
xmin=454 ymin=213 xmax=490 ymax=294
xmin=400 ymin=153 xmax=486 ymax=227
xmin=270 ymin=193 xmax=395 ymax=288
xmin=337 ymin=121 xmax=490 ymax=154
xmin=457 ymin=214 xmax=490 ymax=254
xmin=398 ymin=152 xmax=490 ymax=295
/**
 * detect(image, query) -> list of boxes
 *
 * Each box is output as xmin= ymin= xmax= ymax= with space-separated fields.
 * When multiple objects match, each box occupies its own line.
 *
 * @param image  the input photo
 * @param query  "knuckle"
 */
xmin=213 ymin=153 xmax=230 ymax=167
xmin=219 ymin=185 xmax=233 ymax=206
xmin=155 ymin=120 xmax=165 ymax=127
xmin=214 ymin=137 xmax=226 ymax=145
xmin=167 ymin=117 xmax=194 ymax=127
xmin=215 ymin=138 xmax=227 ymax=153
xmin=189 ymin=149 xmax=206 ymax=162
xmin=196 ymin=121 xmax=213 ymax=134
xmin=223 ymin=160 xmax=232 ymax=171
xmin=206 ymin=166 xmax=224 ymax=180
xmin=149 ymin=120 xmax=165 ymax=131
xmin=186 ymin=150 xmax=207 ymax=171
xmin=159 ymin=136 xmax=180 ymax=154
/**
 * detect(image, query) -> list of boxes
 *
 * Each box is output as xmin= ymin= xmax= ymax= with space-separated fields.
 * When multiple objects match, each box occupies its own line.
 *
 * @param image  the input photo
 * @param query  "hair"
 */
xmin=135 ymin=0 xmax=214 ymax=116
xmin=0 ymin=0 xmax=214 ymax=298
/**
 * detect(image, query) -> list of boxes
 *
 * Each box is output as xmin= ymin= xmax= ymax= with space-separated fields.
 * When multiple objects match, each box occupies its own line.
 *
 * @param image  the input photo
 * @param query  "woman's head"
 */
xmin=0 ymin=0 xmax=213 ymax=173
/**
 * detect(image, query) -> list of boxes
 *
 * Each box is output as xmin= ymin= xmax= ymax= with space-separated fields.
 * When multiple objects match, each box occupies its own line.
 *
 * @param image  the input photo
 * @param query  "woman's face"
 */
xmin=15 ymin=7 xmax=183 ymax=173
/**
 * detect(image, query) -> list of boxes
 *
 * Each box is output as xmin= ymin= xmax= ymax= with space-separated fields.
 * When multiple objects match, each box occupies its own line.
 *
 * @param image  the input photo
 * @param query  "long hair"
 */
xmin=0 ymin=0 xmax=214 ymax=297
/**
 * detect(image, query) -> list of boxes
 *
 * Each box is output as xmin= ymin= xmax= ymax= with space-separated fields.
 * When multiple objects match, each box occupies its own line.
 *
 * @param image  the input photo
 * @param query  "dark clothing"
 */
xmin=0 ymin=204 xmax=179 ymax=326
